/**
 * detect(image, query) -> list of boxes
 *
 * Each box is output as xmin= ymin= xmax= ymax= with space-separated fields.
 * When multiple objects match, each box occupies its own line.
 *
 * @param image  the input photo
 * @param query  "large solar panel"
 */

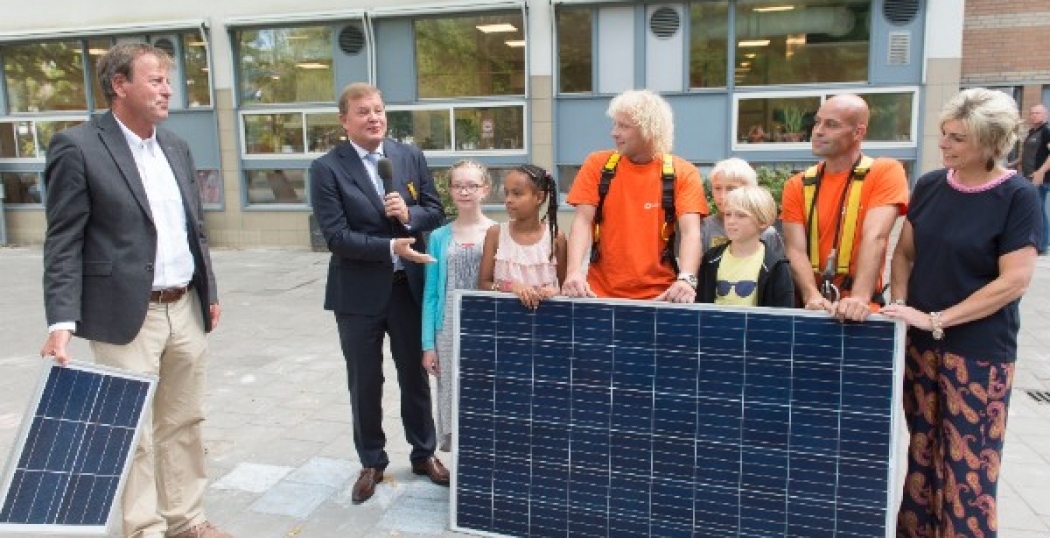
xmin=450 ymin=293 xmax=904 ymax=538
xmin=0 ymin=361 xmax=155 ymax=534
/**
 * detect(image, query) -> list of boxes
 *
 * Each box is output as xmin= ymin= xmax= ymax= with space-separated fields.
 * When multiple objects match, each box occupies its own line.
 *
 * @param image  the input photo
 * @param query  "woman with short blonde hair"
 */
xmin=883 ymin=87 xmax=1040 ymax=537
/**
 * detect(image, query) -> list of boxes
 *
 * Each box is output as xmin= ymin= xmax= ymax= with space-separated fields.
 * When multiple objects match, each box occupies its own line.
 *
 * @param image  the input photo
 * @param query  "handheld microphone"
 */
xmin=377 ymin=158 xmax=394 ymax=196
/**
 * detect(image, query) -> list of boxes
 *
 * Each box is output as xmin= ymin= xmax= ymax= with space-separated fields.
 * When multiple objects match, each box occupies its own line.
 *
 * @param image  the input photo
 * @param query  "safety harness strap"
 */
xmin=590 ymin=152 xmax=678 ymax=273
xmin=802 ymin=155 xmax=874 ymax=280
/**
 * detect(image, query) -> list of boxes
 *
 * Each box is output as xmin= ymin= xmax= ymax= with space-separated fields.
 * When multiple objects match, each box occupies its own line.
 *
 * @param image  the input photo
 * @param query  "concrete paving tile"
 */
xmin=285 ymin=456 xmax=359 ymax=490
xmin=1000 ymin=493 xmax=1050 ymax=531
xmin=3 ymin=247 xmax=1050 ymax=537
xmin=376 ymin=482 xmax=450 ymax=535
xmin=1013 ymin=486 xmax=1050 ymax=517
xmin=212 ymin=462 xmax=294 ymax=493
xmin=318 ymin=433 xmax=355 ymax=459
xmin=1001 ymin=531 xmax=1050 ymax=538
xmin=251 ymin=438 xmax=326 ymax=467
xmin=250 ymin=480 xmax=337 ymax=519
xmin=281 ymin=419 xmax=351 ymax=443
xmin=220 ymin=510 xmax=306 ymax=538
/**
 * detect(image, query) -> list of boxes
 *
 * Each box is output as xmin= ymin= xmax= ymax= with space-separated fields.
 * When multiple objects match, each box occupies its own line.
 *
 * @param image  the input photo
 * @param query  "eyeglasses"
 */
xmin=450 ymin=183 xmax=484 ymax=194
xmin=715 ymin=280 xmax=757 ymax=297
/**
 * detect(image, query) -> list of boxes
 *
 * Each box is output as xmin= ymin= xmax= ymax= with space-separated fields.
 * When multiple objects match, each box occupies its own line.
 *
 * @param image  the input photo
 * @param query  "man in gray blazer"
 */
xmin=310 ymin=83 xmax=447 ymax=504
xmin=38 ymin=44 xmax=229 ymax=538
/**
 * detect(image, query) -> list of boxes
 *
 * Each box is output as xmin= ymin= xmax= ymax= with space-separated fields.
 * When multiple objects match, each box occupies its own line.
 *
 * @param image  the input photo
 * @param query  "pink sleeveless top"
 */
xmin=493 ymin=223 xmax=558 ymax=289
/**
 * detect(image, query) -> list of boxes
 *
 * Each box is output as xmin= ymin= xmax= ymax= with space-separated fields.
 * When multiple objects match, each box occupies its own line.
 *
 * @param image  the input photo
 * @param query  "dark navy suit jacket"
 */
xmin=310 ymin=139 xmax=444 ymax=314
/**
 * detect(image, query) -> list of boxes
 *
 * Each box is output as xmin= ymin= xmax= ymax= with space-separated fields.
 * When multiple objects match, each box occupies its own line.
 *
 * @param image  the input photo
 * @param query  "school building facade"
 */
xmin=0 ymin=0 xmax=1031 ymax=248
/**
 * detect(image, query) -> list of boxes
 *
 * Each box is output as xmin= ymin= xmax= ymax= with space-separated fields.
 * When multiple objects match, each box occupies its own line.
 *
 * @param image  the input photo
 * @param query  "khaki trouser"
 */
xmin=91 ymin=289 xmax=209 ymax=538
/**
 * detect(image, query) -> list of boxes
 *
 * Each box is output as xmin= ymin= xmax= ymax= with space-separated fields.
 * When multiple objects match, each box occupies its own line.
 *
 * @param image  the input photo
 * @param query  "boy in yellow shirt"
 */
xmin=698 ymin=186 xmax=794 ymax=307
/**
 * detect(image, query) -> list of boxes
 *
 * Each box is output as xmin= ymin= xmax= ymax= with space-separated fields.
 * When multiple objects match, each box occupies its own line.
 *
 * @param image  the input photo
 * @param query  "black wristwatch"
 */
xmin=677 ymin=272 xmax=698 ymax=290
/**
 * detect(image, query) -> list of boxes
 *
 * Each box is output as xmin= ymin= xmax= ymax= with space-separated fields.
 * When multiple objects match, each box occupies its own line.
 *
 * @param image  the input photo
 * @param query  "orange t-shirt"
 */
xmin=567 ymin=150 xmax=708 ymax=299
xmin=780 ymin=157 xmax=909 ymax=297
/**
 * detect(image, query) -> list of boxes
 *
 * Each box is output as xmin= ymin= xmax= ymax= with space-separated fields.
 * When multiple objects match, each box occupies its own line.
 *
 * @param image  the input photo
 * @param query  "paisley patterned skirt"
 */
xmin=896 ymin=341 xmax=1015 ymax=538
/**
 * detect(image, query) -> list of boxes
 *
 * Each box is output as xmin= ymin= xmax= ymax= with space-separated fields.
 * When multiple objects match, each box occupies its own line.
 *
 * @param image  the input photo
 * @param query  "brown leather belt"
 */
xmin=150 ymin=285 xmax=190 ymax=303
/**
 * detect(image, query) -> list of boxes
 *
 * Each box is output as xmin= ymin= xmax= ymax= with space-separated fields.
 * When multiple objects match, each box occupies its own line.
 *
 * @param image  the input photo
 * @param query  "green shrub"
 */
xmin=433 ymin=168 xmax=457 ymax=219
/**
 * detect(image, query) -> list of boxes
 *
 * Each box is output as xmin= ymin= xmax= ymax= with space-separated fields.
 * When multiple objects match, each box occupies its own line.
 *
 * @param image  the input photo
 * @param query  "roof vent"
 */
xmin=884 ymin=0 xmax=920 ymax=26
xmin=887 ymin=31 xmax=911 ymax=65
xmin=649 ymin=6 xmax=680 ymax=39
xmin=338 ymin=24 xmax=366 ymax=55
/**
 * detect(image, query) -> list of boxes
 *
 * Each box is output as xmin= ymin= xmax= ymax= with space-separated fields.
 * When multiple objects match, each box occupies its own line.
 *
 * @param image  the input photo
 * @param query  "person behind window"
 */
xmin=745 ymin=123 xmax=767 ymax=143
xmin=701 ymin=157 xmax=784 ymax=258
xmin=882 ymin=88 xmax=1041 ymax=538
xmin=477 ymin=164 xmax=567 ymax=310
xmin=698 ymin=186 xmax=793 ymax=307
xmin=421 ymin=160 xmax=496 ymax=451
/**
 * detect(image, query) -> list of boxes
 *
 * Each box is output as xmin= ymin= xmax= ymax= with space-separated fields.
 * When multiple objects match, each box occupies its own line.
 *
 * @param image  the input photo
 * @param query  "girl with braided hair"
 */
xmin=478 ymin=164 xmax=567 ymax=309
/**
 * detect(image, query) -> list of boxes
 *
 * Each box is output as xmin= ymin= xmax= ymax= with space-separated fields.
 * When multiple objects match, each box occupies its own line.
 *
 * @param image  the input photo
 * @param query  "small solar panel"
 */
xmin=0 ymin=361 xmax=156 ymax=534
xmin=450 ymin=293 xmax=904 ymax=538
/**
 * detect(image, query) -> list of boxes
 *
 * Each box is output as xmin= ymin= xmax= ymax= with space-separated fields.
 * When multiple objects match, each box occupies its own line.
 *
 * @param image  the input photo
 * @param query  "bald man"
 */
xmin=1020 ymin=104 xmax=1050 ymax=254
xmin=780 ymin=94 xmax=910 ymax=321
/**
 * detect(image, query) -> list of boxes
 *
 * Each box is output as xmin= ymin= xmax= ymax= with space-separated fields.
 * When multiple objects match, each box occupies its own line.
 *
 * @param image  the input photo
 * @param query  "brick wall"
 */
xmin=961 ymin=1 xmax=1050 ymax=87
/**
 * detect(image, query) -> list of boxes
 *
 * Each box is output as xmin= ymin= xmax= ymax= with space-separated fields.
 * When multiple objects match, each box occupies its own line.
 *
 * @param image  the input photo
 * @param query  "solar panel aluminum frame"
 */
xmin=0 ymin=360 xmax=157 ymax=535
xmin=449 ymin=292 xmax=906 ymax=538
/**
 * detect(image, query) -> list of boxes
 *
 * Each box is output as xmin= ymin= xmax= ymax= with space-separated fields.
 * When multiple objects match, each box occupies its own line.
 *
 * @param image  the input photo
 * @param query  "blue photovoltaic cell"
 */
xmin=451 ymin=294 xmax=902 ymax=538
xmin=0 ymin=364 xmax=152 ymax=530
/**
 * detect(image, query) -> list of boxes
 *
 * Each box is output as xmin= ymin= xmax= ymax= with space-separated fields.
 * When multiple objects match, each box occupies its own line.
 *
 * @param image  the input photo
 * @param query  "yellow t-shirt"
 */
xmin=714 ymin=244 xmax=765 ymax=306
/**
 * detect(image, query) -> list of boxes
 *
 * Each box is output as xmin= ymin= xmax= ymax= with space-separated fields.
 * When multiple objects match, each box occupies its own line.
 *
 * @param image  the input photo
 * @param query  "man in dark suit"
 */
xmin=310 ymin=83 xmax=448 ymax=504
xmin=38 ymin=44 xmax=228 ymax=538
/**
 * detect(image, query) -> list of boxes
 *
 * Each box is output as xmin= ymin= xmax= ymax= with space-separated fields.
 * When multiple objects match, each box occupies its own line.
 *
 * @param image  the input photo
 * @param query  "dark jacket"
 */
xmin=310 ymin=139 xmax=445 ymax=315
xmin=698 ymin=239 xmax=794 ymax=307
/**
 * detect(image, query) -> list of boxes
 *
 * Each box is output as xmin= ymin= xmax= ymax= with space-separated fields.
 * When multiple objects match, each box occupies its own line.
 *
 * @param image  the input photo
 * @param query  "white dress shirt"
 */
xmin=116 ymin=118 xmax=196 ymax=289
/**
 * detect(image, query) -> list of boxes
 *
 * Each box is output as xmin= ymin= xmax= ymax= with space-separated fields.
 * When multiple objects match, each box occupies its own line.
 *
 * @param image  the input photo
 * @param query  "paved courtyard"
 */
xmin=1 ymin=247 xmax=1049 ymax=537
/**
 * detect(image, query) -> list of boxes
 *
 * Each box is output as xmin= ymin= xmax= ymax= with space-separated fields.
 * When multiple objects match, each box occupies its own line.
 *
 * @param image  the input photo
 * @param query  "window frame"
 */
xmin=730 ymin=86 xmax=920 ymax=153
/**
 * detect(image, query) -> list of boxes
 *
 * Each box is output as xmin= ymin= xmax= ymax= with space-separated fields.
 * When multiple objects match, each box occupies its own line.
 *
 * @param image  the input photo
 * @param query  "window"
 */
xmin=415 ymin=13 xmax=525 ymax=98
xmin=86 ymin=39 xmax=110 ymax=110
xmin=182 ymin=33 xmax=211 ymax=107
xmin=237 ymin=26 xmax=334 ymax=105
xmin=386 ymin=104 xmax=526 ymax=154
xmin=0 ymin=118 xmax=85 ymax=158
xmin=0 ymin=122 xmax=36 ymax=158
xmin=197 ymin=169 xmax=223 ymax=208
xmin=244 ymin=113 xmax=304 ymax=154
xmin=557 ymin=7 xmax=593 ymax=93
xmin=1 ymin=172 xmax=43 ymax=205
xmin=242 ymin=111 xmax=346 ymax=156
xmin=738 ymin=95 xmax=822 ymax=144
xmin=735 ymin=89 xmax=917 ymax=149
xmin=388 ymin=109 xmax=451 ymax=151
xmin=860 ymin=92 xmax=914 ymax=142
xmin=689 ymin=2 xmax=729 ymax=88
xmin=246 ymin=169 xmax=306 ymax=204
xmin=454 ymin=106 xmax=524 ymax=151
xmin=734 ymin=0 xmax=870 ymax=86
xmin=3 ymin=41 xmax=88 ymax=113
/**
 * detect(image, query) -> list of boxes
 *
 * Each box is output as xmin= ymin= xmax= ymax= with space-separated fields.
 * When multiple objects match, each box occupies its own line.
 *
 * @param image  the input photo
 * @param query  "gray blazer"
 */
xmin=42 ymin=111 xmax=218 ymax=345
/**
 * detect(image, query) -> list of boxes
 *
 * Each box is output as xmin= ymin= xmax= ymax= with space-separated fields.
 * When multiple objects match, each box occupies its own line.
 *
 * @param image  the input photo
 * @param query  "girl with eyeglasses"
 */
xmin=478 ymin=164 xmax=567 ymax=310
xmin=698 ymin=186 xmax=794 ymax=307
xmin=421 ymin=160 xmax=496 ymax=451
